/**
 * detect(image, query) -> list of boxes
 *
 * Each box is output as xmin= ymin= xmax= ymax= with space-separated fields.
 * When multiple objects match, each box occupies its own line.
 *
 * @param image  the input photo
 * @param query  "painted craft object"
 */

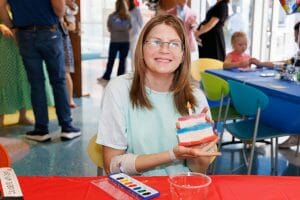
xmin=176 ymin=103 xmax=217 ymax=147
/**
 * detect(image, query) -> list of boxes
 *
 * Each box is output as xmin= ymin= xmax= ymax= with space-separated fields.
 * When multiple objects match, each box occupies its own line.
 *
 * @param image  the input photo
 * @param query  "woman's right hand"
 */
xmin=0 ymin=24 xmax=13 ymax=37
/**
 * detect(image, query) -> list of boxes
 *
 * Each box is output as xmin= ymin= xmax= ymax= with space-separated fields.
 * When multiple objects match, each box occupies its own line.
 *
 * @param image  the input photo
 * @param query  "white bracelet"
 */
xmin=169 ymin=149 xmax=177 ymax=162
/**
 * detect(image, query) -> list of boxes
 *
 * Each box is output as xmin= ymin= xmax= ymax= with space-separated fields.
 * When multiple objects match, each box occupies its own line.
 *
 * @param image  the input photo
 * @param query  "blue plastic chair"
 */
xmin=226 ymin=80 xmax=288 ymax=175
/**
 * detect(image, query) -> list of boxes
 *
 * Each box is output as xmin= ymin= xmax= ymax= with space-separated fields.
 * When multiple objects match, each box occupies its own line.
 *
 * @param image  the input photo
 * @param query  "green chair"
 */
xmin=200 ymin=72 xmax=241 ymax=149
xmin=227 ymin=80 xmax=288 ymax=175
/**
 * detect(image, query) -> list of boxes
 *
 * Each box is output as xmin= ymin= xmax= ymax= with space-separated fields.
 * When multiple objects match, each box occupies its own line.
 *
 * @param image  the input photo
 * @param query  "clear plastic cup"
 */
xmin=168 ymin=172 xmax=211 ymax=200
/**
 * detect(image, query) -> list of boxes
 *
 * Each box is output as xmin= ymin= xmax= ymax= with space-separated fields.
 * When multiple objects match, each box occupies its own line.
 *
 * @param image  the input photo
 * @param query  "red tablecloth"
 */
xmin=16 ymin=175 xmax=300 ymax=200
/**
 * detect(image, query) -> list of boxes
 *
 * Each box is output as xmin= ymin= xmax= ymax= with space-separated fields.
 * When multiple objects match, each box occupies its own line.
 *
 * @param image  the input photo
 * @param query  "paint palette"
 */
xmin=108 ymin=173 xmax=160 ymax=200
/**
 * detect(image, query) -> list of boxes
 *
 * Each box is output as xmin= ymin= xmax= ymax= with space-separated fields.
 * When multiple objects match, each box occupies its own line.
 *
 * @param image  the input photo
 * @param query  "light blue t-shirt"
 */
xmin=97 ymin=73 xmax=210 ymax=176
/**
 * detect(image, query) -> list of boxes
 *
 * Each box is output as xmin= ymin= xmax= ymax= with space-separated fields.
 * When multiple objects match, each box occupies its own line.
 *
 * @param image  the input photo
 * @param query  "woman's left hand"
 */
xmin=173 ymin=137 xmax=221 ymax=159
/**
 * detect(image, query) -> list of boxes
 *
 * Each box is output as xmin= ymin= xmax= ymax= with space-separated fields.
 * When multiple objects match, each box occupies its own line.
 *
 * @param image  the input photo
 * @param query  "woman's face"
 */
xmin=143 ymin=23 xmax=184 ymax=78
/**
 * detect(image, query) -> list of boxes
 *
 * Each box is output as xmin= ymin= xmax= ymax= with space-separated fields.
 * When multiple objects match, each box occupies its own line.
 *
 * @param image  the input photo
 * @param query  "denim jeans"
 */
xmin=17 ymin=28 xmax=72 ymax=131
xmin=102 ymin=42 xmax=130 ymax=80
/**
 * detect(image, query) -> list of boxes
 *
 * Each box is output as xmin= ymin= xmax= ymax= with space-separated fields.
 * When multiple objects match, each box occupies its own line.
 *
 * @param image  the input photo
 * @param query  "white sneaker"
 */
xmin=279 ymin=136 xmax=300 ymax=149
xmin=61 ymin=126 xmax=81 ymax=140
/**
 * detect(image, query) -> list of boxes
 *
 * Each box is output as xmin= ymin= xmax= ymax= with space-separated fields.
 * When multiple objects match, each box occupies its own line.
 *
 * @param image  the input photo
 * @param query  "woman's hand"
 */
xmin=186 ymin=138 xmax=220 ymax=173
xmin=0 ymin=24 xmax=13 ymax=37
xmin=173 ymin=137 xmax=221 ymax=160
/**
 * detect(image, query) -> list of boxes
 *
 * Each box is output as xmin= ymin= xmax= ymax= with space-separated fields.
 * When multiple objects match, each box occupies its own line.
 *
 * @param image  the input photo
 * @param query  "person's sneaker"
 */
xmin=25 ymin=130 xmax=51 ymax=142
xmin=61 ymin=126 xmax=81 ymax=140
xmin=279 ymin=136 xmax=300 ymax=149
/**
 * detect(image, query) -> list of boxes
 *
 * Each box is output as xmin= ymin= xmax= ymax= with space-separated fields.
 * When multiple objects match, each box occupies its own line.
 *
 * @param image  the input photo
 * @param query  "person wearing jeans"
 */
xmin=0 ymin=0 xmax=81 ymax=142
xmin=102 ymin=42 xmax=130 ymax=80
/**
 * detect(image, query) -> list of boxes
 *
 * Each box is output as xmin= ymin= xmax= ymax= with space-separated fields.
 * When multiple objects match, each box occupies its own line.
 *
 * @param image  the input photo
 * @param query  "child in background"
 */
xmin=223 ymin=31 xmax=274 ymax=70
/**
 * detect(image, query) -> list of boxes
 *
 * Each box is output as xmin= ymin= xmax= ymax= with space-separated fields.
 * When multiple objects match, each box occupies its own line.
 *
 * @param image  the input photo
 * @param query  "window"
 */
xmin=81 ymin=0 xmax=154 ymax=60
xmin=194 ymin=0 xmax=300 ymax=62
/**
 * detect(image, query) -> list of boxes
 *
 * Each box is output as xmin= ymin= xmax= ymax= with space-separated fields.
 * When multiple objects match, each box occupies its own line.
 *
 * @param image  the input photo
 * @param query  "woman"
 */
xmin=98 ymin=0 xmax=131 ymax=83
xmin=0 ymin=24 xmax=32 ymax=127
xmin=0 ymin=24 xmax=53 ymax=127
xmin=194 ymin=0 xmax=229 ymax=61
xmin=97 ymin=14 xmax=220 ymax=176
xmin=126 ymin=0 xmax=143 ymax=71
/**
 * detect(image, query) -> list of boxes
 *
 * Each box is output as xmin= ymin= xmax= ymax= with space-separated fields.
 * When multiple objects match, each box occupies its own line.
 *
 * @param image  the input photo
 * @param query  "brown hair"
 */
xmin=115 ymin=0 xmax=130 ymax=20
xmin=127 ymin=0 xmax=136 ymax=11
xmin=130 ymin=14 xmax=196 ymax=115
xmin=231 ymin=31 xmax=247 ymax=46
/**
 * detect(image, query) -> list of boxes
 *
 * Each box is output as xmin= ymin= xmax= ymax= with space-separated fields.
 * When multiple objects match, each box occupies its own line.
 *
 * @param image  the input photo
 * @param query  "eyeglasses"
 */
xmin=144 ymin=39 xmax=183 ymax=52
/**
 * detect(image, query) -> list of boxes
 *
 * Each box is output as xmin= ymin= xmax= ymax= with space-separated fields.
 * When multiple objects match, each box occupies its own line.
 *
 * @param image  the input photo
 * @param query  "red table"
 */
xmin=17 ymin=175 xmax=300 ymax=199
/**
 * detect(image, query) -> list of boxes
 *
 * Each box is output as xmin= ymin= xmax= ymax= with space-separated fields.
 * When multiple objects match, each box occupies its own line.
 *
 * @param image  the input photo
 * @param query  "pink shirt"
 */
xmin=226 ymin=51 xmax=251 ymax=68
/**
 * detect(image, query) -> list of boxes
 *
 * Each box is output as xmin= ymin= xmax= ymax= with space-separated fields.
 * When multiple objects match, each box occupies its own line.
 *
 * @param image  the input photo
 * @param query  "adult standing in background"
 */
xmin=0 ymin=0 xmax=81 ymax=142
xmin=0 ymin=23 xmax=54 ymax=127
xmin=0 ymin=24 xmax=33 ymax=127
xmin=98 ymin=0 xmax=131 ymax=83
xmin=126 ymin=0 xmax=143 ymax=71
xmin=194 ymin=0 xmax=229 ymax=61
xmin=167 ymin=0 xmax=197 ymax=53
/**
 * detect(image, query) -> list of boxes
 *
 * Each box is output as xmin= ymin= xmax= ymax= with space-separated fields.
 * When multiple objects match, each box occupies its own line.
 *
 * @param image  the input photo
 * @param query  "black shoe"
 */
xmin=25 ymin=130 xmax=51 ymax=142
xmin=61 ymin=126 xmax=81 ymax=140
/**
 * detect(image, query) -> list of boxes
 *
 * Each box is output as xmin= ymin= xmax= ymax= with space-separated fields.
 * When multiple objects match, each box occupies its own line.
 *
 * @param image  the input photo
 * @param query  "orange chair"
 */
xmin=0 ymin=144 xmax=11 ymax=167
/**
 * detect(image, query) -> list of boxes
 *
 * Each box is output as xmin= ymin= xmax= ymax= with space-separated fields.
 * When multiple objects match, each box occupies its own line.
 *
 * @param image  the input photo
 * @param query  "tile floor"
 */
xmin=1 ymin=59 xmax=300 ymax=176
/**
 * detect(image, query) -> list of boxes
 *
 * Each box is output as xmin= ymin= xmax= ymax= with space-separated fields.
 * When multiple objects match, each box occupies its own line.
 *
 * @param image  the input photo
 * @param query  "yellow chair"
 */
xmin=87 ymin=134 xmax=104 ymax=175
xmin=191 ymin=58 xmax=223 ymax=81
xmin=0 ymin=144 xmax=11 ymax=167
